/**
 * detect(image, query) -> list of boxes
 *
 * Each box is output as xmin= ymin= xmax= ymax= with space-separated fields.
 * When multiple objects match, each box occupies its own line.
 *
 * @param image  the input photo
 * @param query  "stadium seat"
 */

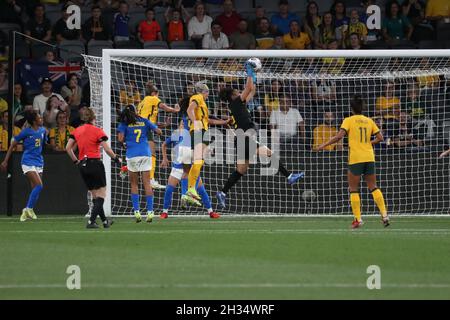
xmin=87 ymin=40 xmax=113 ymax=57
xmin=170 ymin=40 xmax=195 ymax=49
xmin=444 ymin=41 xmax=450 ymax=49
xmin=59 ymin=40 xmax=85 ymax=62
xmin=390 ymin=40 xmax=417 ymax=49
xmin=418 ymin=40 xmax=441 ymax=49
xmin=234 ymin=0 xmax=253 ymax=11
xmin=81 ymin=8 xmax=92 ymax=25
xmin=114 ymin=40 xmax=142 ymax=49
xmin=143 ymin=41 xmax=169 ymax=49
xmin=128 ymin=8 xmax=146 ymax=35
xmin=14 ymin=41 xmax=30 ymax=59
xmin=31 ymin=42 xmax=54 ymax=59
xmin=364 ymin=40 xmax=389 ymax=49
xmin=45 ymin=9 xmax=62 ymax=26
xmin=436 ymin=23 xmax=450 ymax=42
xmin=0 ymin=23 xmax=21 ymax=42
xmin=254 ymin=0 xmax=279 ymax=11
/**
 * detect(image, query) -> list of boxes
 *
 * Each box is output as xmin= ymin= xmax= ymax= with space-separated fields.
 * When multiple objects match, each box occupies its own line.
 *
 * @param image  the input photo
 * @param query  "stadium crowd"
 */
xmin=0 ymin=0 xmax=449 ymax=152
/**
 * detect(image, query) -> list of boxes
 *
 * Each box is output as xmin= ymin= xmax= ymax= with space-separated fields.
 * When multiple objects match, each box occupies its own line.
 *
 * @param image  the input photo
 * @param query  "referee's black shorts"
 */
xmin=78 ymin=158 xmax=107 ymax=190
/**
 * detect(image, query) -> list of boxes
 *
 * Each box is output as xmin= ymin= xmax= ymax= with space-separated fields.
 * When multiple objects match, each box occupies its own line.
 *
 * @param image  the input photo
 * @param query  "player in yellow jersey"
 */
xmin=137 ymin=85 xmax=180 ymax=189
xmin=185 ymin=82 xmax=229 ymax=204
xmin=316 ymin=96 xmax=390 ymax=229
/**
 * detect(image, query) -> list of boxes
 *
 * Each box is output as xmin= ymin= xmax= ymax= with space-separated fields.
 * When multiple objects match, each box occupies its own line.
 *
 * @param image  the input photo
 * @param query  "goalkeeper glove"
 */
xmin=244 ymin=62 xmax=257 ymax=83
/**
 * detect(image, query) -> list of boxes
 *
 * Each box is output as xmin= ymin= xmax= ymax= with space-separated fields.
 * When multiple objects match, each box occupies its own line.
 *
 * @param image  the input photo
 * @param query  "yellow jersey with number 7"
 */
xmin=340 ymin=115 xmax=380 ymax=165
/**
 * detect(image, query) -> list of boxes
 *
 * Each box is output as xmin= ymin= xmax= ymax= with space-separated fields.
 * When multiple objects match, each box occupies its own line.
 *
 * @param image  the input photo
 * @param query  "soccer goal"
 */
xmin=83 ymin=49 xmax=450 ymax=217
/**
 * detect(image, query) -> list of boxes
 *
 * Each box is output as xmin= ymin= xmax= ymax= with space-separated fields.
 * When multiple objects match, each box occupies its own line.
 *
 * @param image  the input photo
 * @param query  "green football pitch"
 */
xmin=0 ymin=216 xmax=449 ymax=300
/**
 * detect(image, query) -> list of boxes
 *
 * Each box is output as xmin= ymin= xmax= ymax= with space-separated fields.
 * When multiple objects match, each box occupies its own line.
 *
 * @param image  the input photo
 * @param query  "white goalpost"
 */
xmin=83 ymin=49 xmax=450 ymax=217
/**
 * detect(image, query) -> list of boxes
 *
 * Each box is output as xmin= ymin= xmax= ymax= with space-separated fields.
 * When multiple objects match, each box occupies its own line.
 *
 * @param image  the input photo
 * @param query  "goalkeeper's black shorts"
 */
xmin=78 ymin=158 xmax=107 ymax=190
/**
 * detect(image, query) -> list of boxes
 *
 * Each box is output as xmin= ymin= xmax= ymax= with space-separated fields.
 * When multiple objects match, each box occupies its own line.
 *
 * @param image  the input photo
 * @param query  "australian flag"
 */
xmin=16 ymin=59 xmax=82 ymax=93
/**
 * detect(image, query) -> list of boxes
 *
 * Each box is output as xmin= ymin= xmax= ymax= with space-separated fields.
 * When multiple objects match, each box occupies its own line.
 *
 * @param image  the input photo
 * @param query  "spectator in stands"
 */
xmin=215 ymin=0 xmax=241 ymax=36
xmin=313 ymin=111 xmax=342 ymax=151
xmin=43 ymin=94 xmax=70 ymax=128
xmin=248 ymin=5 xmax=266 ymax=34
xmin=95 ymin=0 xmax=121 ymax=10
xmin=82 ymin=5 xmax=112 ymax=42
xmin=49 ymin=111 xmax=75 ymax=151
xmin=0 ymin=63 xmax=7 ymax=93
xmin=61 ymin=73 xmax=83 ymax=118
xmin=53 ymin=4 xmax=81 ymax=43
xmin=311 ymin=79 xmax=337 ymax=112
xmin=119 ymin=80 xmax=141 ymax=109
xmin=264 ymin=80 xmax=282 ymax=114
xmin=0 ymin=0 xmax=23 ymax=27
xmin=270 ymin=32 xmax=285 ymax=49
xmin=43 ymin=50 xmax=56 ymax=62
xmin=349 ymin=32 xmax=363 ymax=49
xmin=148 ymin=0 xmax=172 ymax=7
xmin=283 ymin=20 xmax=311 ymax=50
xmin=113 ymin=1 xmax=131 ymax=42
xmin=270 ymin=94 xmax=305 ymax=144
xmin=32 ymin=78 xmax=65 ymax=116
xmin=376 ymin=81 xmax=400 ymax=121
xmin=304 ymin=1 xmax=321 ymax=47
xmin=13 ymin=83 xmax=27 ymax=122
xmin=70 ymin=102 xmax=89 ymax=127
xmin=360 ymin=0 xmax=378 ymax=23
xmin=0 ymin=111 xmax=22 ymax=152
xmin=425 ymin=0 xmax=450 ymax=28
xmin=202 ymin=20 xmax=229 ymax=49
xmin=402 ymin=82 xmax=436 ymax=141
xmin=229 ymin=19 xmax=256 ymax=49
xmin=315 ymin=12 xmax=337 ymax=49
xmin=271 ymin=0 xmax=301 ymax=35
xmin=138 ymin=7 xmax=163 ymax=43
xmin=188 ymin=2 xmax=213 ymax=49
xmin=416 ymin=58 xmax=441 ymax=91
xmin=402 ymin=0 xmax=434 ymax=42
xmin=331 ymin=1 xmax=349 ymax=29
xmin=390 ymin=113 xmax=424 ymax=148
xmin=0 ymin=97 xmax=7 ymax=113
xmin=25 ymin=4 xmax=52 ymax=42
xmin=218 ymin=58 xmax=239 ymax=83
xmin=337 ymin=9 xmax=367 ymax=48
xmin=382 ymin=0 xmax=413 ymax=42
xmin=165 ymin=6 xmax=190 ymax=42
xmin=255 ymin=17 xmax=275 ymax=49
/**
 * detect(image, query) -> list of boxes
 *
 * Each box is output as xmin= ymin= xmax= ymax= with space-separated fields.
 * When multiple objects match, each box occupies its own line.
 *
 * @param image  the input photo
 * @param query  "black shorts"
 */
xmin=235 ymin=134 xmax=261 ymax=161
xmin=348 ymin=162 xmax=376 ymax=176
xmin=190 ymin=129 xmax=210 ymax=150
xmin=79 ymin=159 xmax=107 ymax=190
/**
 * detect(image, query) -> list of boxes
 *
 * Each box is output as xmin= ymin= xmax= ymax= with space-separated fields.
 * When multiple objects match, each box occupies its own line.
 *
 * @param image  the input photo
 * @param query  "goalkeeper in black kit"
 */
xmin=216 ymin=58 xmax=305 ymax=209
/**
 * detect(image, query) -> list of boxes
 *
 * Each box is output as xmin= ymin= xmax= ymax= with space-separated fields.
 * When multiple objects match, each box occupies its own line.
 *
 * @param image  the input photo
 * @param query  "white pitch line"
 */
xmin=1 ymin=283 xmax=450 ymax=289
xmin=1 ymin=229 xmax=450 ymax=236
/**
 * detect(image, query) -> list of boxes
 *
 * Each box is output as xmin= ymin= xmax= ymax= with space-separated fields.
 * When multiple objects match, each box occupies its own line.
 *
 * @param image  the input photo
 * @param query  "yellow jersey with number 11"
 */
xmin=340 ymin=115 xmax=380 ymax=165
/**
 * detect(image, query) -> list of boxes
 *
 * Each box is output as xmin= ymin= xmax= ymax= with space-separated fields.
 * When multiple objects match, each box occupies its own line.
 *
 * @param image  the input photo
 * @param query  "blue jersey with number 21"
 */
xmin=14 ymin=127 xmax=47 ymax=167
xmin=117 ymin=117 xmax=158 ymax=159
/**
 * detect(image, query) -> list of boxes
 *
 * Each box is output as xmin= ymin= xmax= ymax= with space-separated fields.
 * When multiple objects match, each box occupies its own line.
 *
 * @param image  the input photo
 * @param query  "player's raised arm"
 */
xmin=371 ymin=132 xmax=384 ymax=145
xmin=439 ymin=148 xmax=450 ymax=158
xmin=241 ymin=58 xmax=260 ymax=103
xmin=159 ymin=102 xmax=181 ymax=113
xmin=315 ymin=129 xmax=346 ymax=151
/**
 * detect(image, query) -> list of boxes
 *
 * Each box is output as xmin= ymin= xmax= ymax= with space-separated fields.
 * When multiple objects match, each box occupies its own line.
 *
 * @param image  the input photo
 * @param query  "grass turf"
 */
xmin=0 ymin=215 xmax=449 ymax=300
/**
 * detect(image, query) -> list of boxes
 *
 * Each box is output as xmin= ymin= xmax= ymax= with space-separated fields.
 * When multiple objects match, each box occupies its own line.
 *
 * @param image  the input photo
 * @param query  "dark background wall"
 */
xmin=0 ymin=152 xmax=89 ymax=216
xmin=2 ymin=149 xmax=450 ymax=216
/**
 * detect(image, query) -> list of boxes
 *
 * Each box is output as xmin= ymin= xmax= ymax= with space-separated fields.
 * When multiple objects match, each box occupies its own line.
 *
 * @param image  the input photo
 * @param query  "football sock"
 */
xmin=163 ymin=185 xmax=175 ymax=210
xmin=272 ymin=154 xmax=290 ymax=178
xmin=131 ymin=193 xmax=139 ymax=211
xmin=146 ymin=195 xmax=154 ymax=212
xmin=188 ymin=160 xmax=204 ymax=189
xmin=350 ymin=192 xmax=361 ymax=222
xmin=222 ymin=171 xmax=243 ymax=194
xmin=181 ymin=178 xmax=188 ymax=196
xmin=27 ymin=185 xmax=43 ymax=209
xmin=198 ymin=185 xmax=212 ymax=211
xmin=371 ymin=188 xmax=387 ymax=217
xmin=150 ymin=155 xmax=156 ymax=180
xmin=91 ymin=197 xmax=106 ymax=223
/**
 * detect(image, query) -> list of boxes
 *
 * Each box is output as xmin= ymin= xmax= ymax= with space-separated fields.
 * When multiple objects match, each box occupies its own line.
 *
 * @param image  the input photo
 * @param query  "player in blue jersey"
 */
xmin=1 ymin=111 xmax=47 ymax=221
xmin=117 ymin=105 xmax=162 ymax=223
xmin=160 ymin=120 xmax=220 ymax=219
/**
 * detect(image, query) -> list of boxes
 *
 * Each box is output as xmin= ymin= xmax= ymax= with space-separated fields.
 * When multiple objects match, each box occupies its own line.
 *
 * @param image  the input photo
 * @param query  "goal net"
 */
xmin=83 ymin=50 xmax=450 ymax=216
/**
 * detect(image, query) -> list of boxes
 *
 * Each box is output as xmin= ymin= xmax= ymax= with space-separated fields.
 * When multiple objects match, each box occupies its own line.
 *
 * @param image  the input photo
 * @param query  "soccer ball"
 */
xmin=302 ymin=190 xmax=317 ymax=203
xmin=247 ymin=57 xmax=262 ymax=72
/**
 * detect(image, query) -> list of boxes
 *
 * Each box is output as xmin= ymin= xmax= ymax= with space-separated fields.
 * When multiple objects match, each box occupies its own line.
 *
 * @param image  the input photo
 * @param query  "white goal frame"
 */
xmin=100 ymin=49 xmax=450 ymax=216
